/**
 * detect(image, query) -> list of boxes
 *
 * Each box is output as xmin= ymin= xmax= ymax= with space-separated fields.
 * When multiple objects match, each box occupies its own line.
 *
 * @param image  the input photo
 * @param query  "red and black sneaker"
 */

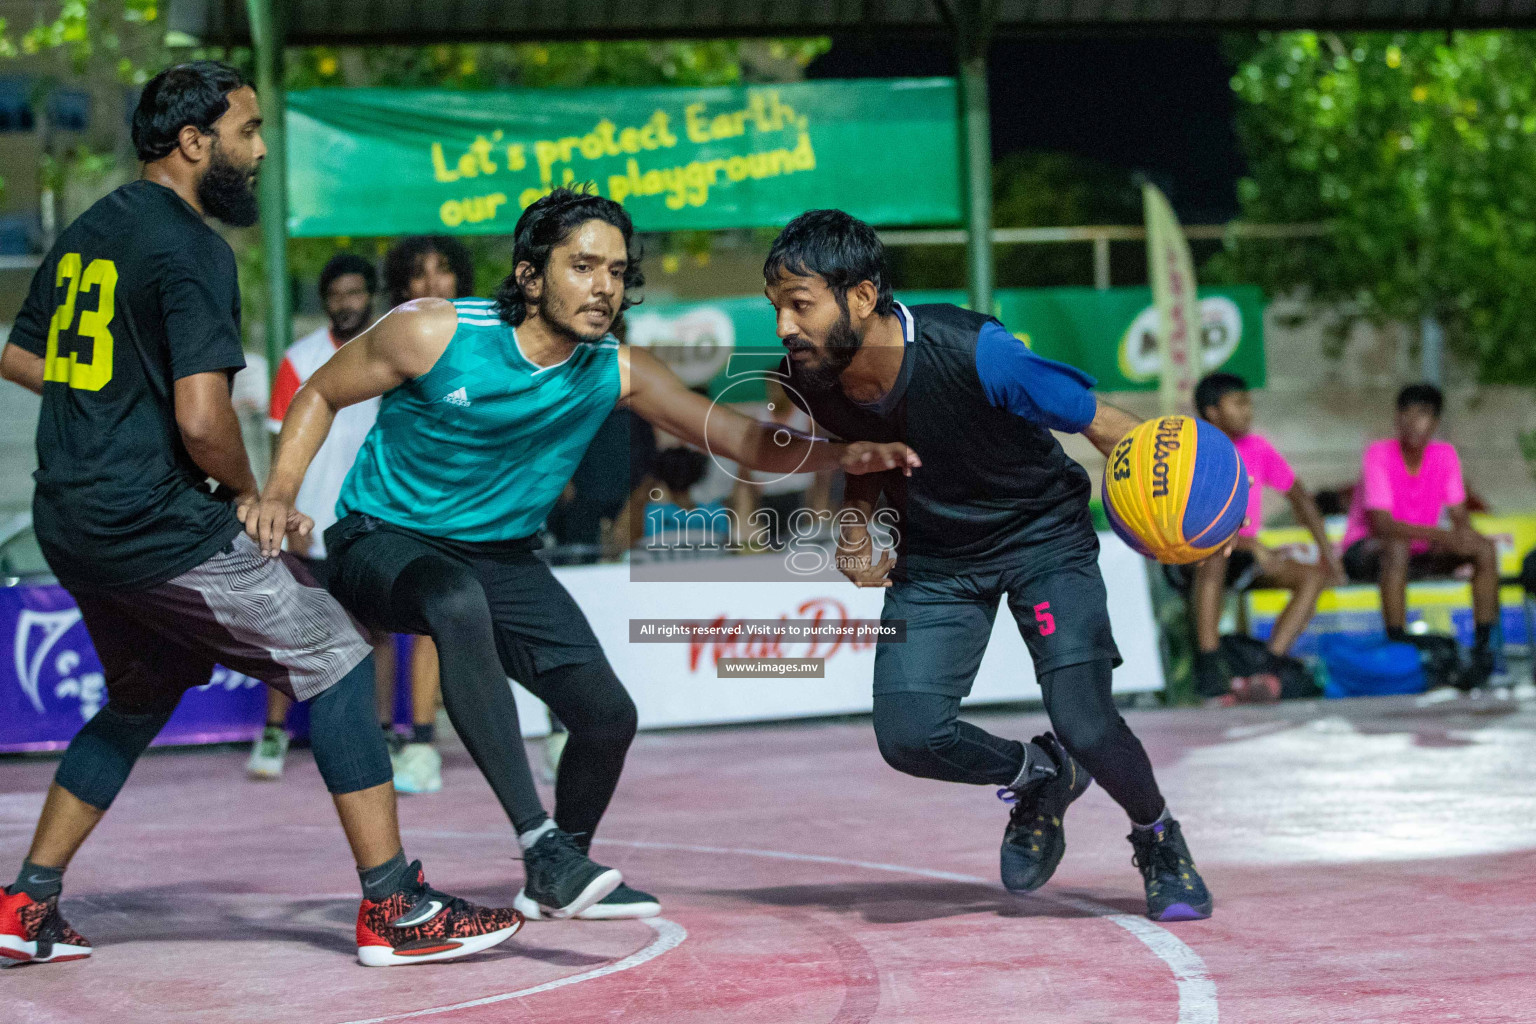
xmin=355 ymin=862 xmax=522 ymax=967
xmin=0 ymin=886 xmax=93 ymax=964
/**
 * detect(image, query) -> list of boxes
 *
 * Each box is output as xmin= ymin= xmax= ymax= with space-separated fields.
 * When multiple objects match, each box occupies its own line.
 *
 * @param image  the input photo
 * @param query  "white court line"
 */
xmin=333 ymin=917 xmax=687 ymax=1024
xmin=599 ymin=839 xmax=1218 ymax=1024
xmin=383 ymin=829 xmax=1219 ymax=1024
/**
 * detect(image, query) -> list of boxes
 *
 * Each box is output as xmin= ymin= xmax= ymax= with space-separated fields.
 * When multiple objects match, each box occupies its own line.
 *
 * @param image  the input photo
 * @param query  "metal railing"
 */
xmin=877 ymin=222 xmax=1332 ymax=290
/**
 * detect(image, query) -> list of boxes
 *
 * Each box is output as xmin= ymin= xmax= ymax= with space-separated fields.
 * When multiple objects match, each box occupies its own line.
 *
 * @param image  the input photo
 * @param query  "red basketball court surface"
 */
xmin=4 ymin=691 xmax=1534 ymax=1023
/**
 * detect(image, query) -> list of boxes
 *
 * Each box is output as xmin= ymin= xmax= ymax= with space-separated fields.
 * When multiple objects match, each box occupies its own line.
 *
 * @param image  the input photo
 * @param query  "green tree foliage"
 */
xmin=1220 ymin=31 xmax=1536 ymax=385
xmin=0 ymin=0 xmax=167 ymax=82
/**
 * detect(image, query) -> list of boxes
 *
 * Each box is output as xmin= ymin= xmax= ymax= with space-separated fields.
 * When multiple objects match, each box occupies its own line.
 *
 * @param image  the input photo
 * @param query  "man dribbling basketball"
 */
xmin=764 ymin=210 xmax=1212 ymax=921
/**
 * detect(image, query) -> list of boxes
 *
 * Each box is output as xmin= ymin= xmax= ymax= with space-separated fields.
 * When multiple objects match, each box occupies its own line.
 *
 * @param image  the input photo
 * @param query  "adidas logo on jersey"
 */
xmin=443 ymin=387 xmax=471 ymax=407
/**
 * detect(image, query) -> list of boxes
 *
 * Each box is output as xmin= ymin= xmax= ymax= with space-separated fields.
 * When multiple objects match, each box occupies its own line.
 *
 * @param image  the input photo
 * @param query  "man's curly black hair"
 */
xmin=493 ymin=186 xmax=644 ymax=326
xmin=383 ymin=235 xmax=475 ymax=306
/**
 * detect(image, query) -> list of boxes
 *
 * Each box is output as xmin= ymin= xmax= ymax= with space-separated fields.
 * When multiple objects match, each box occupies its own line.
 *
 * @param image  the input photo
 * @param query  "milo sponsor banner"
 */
xmin=285 ymin=78 xmax=960 ymax=237
xmin=629 ymin=285 xmax=1264 ymax=401
xmin=991 ymin=285 xmax=1265 ymax=393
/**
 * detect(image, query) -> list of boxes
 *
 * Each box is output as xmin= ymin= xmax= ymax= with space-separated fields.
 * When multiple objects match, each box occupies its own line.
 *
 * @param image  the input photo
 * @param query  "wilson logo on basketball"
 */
xmin=1150 ymin=417 xmax=1183 ymax=498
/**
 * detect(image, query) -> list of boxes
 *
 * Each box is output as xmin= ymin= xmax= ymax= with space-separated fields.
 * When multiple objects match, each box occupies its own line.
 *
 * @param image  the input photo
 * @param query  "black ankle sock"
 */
xmin=1386 ymin=626 xmax=1409 ymax=643
xmin=358 ymin=850 xmax=411 ymax=901
xmin=411 ymin=722 xmax=436 ymax=745
xmin=12 ymin=858 xmax=64 ymax=901
xmin=1474 ymin=622 xmax=1494 ymax=652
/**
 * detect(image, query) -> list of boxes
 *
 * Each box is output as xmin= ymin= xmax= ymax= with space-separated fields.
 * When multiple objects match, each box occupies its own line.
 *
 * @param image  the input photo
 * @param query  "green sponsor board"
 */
xmin=628 ymin=285 xmax=1265 ymax=401
xmin=285 ymin=79 xmax=960 ymax=237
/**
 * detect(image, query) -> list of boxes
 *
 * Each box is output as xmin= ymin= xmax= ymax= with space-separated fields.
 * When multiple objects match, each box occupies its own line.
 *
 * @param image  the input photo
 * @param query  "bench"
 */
xmin=1244 ymin=514 xmax=1536 ymax=658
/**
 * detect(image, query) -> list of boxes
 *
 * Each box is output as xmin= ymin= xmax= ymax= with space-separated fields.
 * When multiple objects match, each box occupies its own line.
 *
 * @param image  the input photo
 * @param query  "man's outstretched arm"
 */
xmin=617 ymin=345 xmax=920 ymax=476
xmin=244 ymin=298 xmax=458 ymax=555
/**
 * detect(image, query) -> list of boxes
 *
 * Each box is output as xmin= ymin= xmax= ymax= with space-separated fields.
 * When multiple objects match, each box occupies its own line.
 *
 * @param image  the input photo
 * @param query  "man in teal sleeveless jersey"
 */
xmin=245 ymin=188 xmax=918 ymax=922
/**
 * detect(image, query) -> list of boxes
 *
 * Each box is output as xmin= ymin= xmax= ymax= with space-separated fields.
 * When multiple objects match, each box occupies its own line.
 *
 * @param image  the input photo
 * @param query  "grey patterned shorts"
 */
xmin=69 ymin=533 xmax=371 ymax=711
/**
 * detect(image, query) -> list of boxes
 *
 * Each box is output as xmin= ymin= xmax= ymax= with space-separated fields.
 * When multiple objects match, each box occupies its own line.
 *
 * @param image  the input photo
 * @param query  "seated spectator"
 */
xmin=1186 ymin=373 xmax=1340 ymax=695
xmin=1340 ymin=383 xmax=1500 ymax=687
xmin=640 ymin=447 xmax=733 ymax=553
xmin=547 ymin=408 xmax=657 ymax=561
xmin=739 ymin=377 xmax=833 ymax=549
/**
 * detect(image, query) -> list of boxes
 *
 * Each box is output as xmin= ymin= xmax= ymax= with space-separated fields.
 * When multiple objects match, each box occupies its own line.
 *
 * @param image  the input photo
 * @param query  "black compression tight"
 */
xmin=393 ymin=556 xmax=545 ymax=832
xmin=872 ymin=659 xmax=1165 ymax=825
xmin=391 ymin=556 xmax=637 ymax=839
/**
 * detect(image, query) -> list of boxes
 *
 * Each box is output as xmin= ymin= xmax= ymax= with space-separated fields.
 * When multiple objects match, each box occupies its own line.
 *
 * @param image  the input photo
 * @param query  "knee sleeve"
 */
xmin=308 ymin=656 xmax=394 ymax=795
xmin=54 ymin=703 xmax=174 ymax=810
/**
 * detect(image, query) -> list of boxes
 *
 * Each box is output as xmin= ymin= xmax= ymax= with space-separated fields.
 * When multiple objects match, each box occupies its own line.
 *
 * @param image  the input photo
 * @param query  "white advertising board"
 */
xmin=521 ymin=536 xmax=1163 ymax=733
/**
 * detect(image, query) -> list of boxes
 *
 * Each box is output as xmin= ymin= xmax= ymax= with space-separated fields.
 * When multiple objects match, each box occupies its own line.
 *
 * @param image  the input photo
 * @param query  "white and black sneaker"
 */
xmin=520 ymin=827 xmax=622 ymax=919
xmin=516 ymin=882 xmax=661 ymax=920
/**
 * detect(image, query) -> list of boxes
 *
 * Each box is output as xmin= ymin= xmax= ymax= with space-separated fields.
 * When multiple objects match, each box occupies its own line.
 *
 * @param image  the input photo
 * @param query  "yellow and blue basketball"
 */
xmin=1102 ymin=415 xmax=1249 ymax=565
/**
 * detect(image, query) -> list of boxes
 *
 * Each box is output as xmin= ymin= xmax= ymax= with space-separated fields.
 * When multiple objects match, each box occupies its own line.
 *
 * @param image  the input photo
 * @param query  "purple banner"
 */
xmin=0 ymin=583 xmax=268 ymax=753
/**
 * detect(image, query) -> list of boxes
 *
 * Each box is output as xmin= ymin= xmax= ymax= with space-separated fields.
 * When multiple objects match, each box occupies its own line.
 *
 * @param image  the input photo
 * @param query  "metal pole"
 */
xmin=1093 ymin=235 xmax=1111 ymax=290
xmin=957 ymin=48 xmax=993 ymax=314
xmin=247 ymin=0 xmax=289 ymax=388
xmin=1420 ymin=315 xmax=1444 ymax=385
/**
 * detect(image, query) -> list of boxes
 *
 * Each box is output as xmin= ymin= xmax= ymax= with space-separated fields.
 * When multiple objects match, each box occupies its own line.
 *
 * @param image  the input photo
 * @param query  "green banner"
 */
xmin=629 ymin=285 xmax=1265 ymax=399
xmin=284 ymin=79 xmax=961 ymax=237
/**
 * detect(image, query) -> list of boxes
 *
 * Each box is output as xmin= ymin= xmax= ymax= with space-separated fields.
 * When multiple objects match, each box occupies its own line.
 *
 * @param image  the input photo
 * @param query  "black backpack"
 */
xmin=1216 ymin=635 xmax=1322 ymax=700
xmin=1398 ymin=633 xmax=1464 ymax=689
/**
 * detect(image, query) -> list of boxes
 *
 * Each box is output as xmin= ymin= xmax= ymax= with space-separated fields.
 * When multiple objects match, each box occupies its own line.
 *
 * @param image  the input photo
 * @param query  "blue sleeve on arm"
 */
xmin=974 ymin=321 xmax=1098 ymax=432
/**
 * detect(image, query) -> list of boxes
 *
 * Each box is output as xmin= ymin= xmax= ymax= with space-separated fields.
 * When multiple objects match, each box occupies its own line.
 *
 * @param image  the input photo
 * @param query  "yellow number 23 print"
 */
xmin=44 ymin=253 xmax=118 ymax=391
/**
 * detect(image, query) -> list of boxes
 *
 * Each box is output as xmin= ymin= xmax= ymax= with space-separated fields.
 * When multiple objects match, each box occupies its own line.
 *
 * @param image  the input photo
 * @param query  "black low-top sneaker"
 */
xmin=999 ymin=733 xmax=1092 ymax=893
xmin=0 ymin=886 xmax=92 ymax=963
xmin=1128 ymin=818 xmax=1213 ymax=922
xmin=516 ymin=882 xmax=661 ymax=920
xmin=355 ymin=862 xmax=522 ymax=967
xmin=522 ymin=827 xmax=622 ymax=919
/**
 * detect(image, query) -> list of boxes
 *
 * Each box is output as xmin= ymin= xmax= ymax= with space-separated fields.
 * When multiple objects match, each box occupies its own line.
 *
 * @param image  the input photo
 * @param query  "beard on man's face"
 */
xmin=540 ymin=277 xmax=616 ymax=344
xmin=789 ymin=308 xmax=862 ymax=391
xmin=328 ymin=304 xmax=371 ymax=338
xmin=197 ymin=143 xmax=260 ymax=227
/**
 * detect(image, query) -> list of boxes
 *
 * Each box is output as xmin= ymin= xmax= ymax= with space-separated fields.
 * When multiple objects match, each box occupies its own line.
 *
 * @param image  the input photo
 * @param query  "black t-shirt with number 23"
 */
xmin=10 ymin=179 xmax=247 ymax=590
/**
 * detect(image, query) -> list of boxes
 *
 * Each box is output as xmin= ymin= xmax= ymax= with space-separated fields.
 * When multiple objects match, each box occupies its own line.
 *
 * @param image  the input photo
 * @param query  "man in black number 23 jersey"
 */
xmin=0 ymin=62 xmax=519 ymax=967
xmin=765 ymin=211 xmax=1213 ymax=922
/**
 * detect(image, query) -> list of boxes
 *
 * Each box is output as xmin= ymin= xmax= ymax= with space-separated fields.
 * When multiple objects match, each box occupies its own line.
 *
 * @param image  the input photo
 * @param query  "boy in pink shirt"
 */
xmin=1341 ymin=383 xmax=1498 ymax=686
xmin=1189 ymin=373 xmax=1340 ymax=696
